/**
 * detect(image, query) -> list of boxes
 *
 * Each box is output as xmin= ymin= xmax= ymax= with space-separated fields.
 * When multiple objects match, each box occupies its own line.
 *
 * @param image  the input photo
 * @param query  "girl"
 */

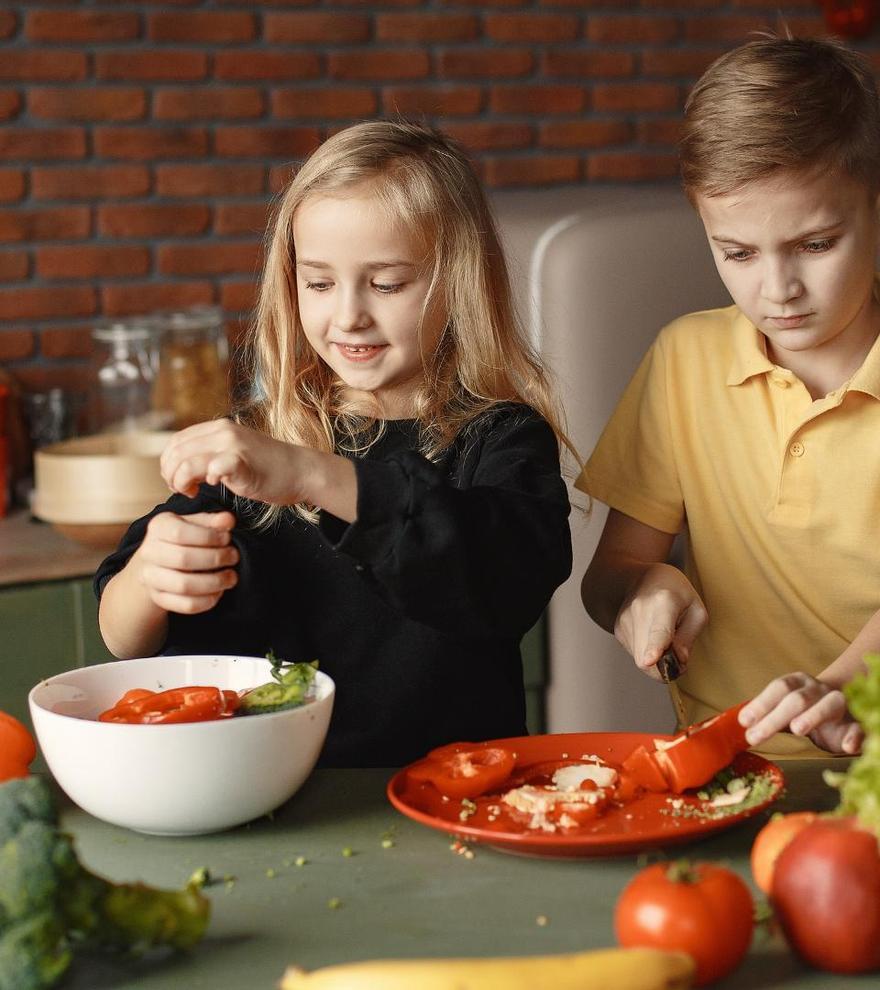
xmin=95 ymin=121 xmax=574 ymax=768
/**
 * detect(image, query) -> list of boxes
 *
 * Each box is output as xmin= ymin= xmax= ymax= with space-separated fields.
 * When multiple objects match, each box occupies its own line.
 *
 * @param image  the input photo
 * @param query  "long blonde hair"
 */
xmin=240 ymin=120 xmax=577 ymax=520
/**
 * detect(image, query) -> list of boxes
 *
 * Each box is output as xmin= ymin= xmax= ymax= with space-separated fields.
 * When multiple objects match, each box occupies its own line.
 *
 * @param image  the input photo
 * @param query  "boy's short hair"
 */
xmin=680 ymin=37 xmax=880 ymax=200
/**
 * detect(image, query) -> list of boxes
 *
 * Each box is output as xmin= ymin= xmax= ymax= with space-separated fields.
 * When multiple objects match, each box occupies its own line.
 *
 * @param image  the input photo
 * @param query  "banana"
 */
xmin=279 ymin=946 xmax=695 ymax=990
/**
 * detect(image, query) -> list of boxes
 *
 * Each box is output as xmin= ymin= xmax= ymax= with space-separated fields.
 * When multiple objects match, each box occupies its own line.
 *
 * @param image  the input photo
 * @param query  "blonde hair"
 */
xmin=240 ymin=120 xmax=578 ymax=522
xmin=680 ymin=36 xmax=880 ymax=201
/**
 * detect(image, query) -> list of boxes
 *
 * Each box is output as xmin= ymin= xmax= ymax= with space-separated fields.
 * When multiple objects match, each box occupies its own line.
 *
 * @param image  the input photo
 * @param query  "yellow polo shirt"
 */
xmin=577 ymin=302 xmax=880 ymax=757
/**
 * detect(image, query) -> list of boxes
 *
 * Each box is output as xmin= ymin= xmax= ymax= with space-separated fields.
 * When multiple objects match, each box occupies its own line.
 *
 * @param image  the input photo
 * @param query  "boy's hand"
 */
xmin=739 ymin=672 xmax=864 ymax=755
xmin=134 ymin=510 xmax=239 ymax=615
xmin=614 ymin=563 xmax=708 ymax=681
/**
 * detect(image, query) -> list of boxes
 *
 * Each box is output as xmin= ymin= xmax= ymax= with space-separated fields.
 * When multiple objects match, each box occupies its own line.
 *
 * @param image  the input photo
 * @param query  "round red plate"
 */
xmin=387 ymin=731 xmax=784 ymax=857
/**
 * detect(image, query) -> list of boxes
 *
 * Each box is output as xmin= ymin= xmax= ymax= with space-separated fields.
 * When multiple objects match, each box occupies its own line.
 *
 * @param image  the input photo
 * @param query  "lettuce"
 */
xmin=824 ymin=653 xmax=880 ymax=836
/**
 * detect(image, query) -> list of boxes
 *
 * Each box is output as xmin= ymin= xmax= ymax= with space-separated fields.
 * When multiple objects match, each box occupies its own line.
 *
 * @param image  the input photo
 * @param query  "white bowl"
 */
xmin=28 ymin=655 xmax=334 ymax=836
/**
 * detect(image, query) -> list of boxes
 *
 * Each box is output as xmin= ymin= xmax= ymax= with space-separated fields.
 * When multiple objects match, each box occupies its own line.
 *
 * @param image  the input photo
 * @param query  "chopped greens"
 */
xmin=238 ymin=655 xmax=318 ymax=716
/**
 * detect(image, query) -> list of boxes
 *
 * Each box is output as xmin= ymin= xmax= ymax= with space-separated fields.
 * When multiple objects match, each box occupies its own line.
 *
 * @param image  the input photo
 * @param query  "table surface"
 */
xmin=56 ymin=759 xmax=878 ymax=990
xmin=0 ymin=510 xmax=105 ymax=587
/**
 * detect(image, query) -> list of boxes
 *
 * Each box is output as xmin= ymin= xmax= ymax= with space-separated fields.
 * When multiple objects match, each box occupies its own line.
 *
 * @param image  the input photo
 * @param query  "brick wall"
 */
xmin=0 ymin=1 xmax=870 ymax=403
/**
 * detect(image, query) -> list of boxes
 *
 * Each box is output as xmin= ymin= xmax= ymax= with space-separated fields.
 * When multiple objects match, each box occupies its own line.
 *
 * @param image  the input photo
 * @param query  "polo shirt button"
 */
xmin=771 ymin=375 xmax=790 ymax=388
xmin=789 ymin=441 xmax=805 ymax=457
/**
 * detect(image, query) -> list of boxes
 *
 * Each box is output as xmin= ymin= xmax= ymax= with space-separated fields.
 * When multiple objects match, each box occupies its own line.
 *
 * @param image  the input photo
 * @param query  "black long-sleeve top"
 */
xmin=94 ymin=404 xmax=572 ymax=767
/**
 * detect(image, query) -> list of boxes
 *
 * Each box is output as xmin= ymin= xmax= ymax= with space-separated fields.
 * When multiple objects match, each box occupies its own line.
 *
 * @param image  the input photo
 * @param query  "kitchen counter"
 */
xmin=0 ymin=510 xmax=106 ymax=587
xmin=58 ymin=760 xmax=874 ymax=990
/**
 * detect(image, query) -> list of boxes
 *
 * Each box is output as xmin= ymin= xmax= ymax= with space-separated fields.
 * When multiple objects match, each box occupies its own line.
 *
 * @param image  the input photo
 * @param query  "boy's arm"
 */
xmin=581 ymin=509 xmax=707 ymax=679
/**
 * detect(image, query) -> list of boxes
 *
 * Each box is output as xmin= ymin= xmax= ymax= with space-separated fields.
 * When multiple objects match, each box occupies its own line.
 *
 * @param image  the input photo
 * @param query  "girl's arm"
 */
xmin=582 ymin=509 xmax=707 ymax=679
xmin=98 ymin=510 xmax=239 ymax=659
xmin=739 ymin=610 xmax=880 ymax=755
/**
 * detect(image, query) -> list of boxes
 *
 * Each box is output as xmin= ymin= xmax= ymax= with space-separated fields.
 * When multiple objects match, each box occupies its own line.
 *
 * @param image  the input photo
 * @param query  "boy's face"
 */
xmin=293 ymin=183 xmax=445 ymax=418
xmin=696 ymin=170 xmax=880 ymax=378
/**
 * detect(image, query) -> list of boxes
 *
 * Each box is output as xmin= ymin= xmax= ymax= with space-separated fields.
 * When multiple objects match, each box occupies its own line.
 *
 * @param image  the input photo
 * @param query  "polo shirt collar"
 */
xmin=726 ymin=310 xmax=774 ymax=387
xmin=848 ymin=328 xmax=880 ymax=400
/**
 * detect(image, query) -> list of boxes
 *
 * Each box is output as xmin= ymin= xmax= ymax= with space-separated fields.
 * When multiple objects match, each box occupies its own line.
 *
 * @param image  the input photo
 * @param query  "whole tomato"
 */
xmin=772 ymin=816 xmax=880 ymax=973
xmin=615 ymin=860 xmax=753 ymax=986
xmin=750 ymin=811 xmax=818 ymax=894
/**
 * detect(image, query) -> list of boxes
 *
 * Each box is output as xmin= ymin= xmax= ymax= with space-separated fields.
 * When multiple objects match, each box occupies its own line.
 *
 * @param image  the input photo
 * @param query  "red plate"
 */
xmin=387 ymin=731 xmax=784 ymax=857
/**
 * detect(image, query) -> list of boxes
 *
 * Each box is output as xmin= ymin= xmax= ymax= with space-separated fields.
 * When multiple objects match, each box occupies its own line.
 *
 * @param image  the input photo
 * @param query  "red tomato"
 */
xmin=407 ymin=746 xmax=516 ymax=799
xmin=750 ymin=811 xmax=818 ymax=894
xmin=0 ymin=710 xmax=37 ymax=782
xmin=99 ymin=686 xmax=226 ymax=724
xmin=615 ymin=860 xmax=754 ymax=986
xmin=772 ymin=816 xmax=880 ymax=973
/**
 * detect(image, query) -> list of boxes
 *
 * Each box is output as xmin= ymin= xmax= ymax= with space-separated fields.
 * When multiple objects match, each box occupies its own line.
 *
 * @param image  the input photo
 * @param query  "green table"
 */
xmin=59 ymin=761 xmax=875 ymax=989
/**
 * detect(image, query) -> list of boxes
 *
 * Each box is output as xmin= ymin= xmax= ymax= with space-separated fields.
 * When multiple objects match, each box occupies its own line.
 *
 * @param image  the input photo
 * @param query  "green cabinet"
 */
xmin=0 ymin=578 xmax=113 ymax=729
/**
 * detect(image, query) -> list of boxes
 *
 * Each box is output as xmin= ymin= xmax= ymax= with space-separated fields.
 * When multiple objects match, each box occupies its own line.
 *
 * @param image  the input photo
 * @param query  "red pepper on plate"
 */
xmin=407 ymin=745 xmax=516 ymax=800
xmin=622 ymin=702 xmax=749 ymax=794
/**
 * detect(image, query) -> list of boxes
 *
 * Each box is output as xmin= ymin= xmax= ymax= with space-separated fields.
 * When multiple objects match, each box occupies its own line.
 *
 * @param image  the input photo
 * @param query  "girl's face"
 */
xmin=293 ymin=184 xmax=445 ymax=419
xmin=697 ymin=170 xmax=880 ymax=389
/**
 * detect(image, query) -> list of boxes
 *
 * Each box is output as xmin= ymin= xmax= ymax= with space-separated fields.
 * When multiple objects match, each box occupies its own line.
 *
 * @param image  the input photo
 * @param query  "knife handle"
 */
xmin=657 ymin=648 xmax=682 ymax=683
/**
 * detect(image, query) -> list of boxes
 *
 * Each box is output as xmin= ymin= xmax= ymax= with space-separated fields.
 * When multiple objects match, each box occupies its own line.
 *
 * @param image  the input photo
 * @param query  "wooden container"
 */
xmin=33 ymin=432 xmax=173 ymax=548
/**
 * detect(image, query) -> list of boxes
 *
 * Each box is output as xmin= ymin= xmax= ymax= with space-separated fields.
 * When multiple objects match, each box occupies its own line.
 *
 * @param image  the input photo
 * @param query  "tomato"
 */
xmin=750 ymin=811 xmax=818 ymax=894
xmin=407 ymin=746 xmax=516 ymax=800
xmin=0 ymin=710 xmax=36 ymax=782
xmin=98 ymin=686 xmax=232 ymax=724
xmin=615 ymin=860 xmax=754 ymax=986
xmin=772 ymin=816 xmax=880 ymax=973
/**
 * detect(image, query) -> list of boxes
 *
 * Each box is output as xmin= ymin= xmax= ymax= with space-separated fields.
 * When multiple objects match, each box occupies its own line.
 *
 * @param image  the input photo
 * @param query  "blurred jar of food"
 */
xmin=90 ymin=318 xmax=169 ymax=434
xmin=151 ymin=305 xmax=229 ymax=430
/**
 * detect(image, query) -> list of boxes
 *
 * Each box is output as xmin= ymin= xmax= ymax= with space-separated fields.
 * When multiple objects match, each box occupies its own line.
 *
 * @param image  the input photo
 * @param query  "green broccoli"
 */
xmin=0 ymin=775 xmax=210 ymax=990
xmin=239 ymin=656 xmax=318 ymax=715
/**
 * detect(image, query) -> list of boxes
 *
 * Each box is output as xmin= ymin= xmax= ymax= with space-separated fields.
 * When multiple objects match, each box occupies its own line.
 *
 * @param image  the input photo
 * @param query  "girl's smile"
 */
xmin=293 ymin=184 xmax=445 ymax=418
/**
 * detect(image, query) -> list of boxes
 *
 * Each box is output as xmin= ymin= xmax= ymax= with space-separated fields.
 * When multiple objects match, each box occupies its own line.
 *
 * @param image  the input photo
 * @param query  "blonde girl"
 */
xmin=96 ymin=121 xmax=573 ymax=767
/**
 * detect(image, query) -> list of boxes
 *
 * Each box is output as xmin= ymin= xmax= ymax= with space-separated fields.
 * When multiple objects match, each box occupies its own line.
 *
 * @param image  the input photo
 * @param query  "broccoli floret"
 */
xmin=0 ymin=777 xmax=210 ymax=990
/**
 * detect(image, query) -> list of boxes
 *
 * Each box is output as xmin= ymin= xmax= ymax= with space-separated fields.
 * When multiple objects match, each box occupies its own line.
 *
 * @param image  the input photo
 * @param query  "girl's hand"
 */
xmin=161 ymin=419 xmax=308 ymax=505
xmin=135 ymin=510 xmax=239 ymax=615
xmin=614 ymin=562 xmax=708 ymax=681
xmin=739 ymin=672 xmax=864 ymax=755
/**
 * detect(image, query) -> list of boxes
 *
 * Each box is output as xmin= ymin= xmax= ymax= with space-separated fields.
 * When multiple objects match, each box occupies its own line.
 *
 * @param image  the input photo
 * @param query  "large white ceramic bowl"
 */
xmin=28 ymin=655 xmax=334 ymax=836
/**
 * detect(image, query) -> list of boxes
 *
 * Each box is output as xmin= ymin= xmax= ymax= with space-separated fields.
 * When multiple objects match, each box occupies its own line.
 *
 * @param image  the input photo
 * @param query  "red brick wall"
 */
xmin=0 ymin=2 xmax=865 ymax=400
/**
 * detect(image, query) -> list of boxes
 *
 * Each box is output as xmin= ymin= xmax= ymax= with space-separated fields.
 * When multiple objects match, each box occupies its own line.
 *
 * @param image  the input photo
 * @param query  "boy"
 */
xmin=579 ymin=37 xmax=880 ymax=758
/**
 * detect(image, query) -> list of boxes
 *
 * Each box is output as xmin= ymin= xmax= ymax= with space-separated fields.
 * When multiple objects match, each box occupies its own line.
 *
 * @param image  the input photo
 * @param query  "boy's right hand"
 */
xmin=133 ymin=510 xmax=239 ymax=615
xmin=614 ymin=563 xmax=708 ymax=681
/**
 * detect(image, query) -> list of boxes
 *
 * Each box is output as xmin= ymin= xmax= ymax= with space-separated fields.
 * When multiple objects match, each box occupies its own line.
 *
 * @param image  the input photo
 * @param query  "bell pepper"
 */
xmin=0 ymin=710 xmax=37 ymax=782
xmin=622 ymin=702 xmax=749 ymax=795
xmin=98 ymin=686 xmax=240 ymax=724
xmin=407 ymin=745 xmax=516 ymax=800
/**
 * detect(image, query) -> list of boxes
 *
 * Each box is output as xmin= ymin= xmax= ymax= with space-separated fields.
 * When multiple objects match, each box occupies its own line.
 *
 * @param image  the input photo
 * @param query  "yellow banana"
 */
xmin=279 ymin=946 xmax=695 ymax=990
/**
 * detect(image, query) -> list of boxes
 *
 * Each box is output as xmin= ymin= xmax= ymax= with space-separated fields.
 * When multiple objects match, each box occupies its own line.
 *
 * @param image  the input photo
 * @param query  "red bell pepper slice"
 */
xmin=407 ymin=745 xmax=516 ymax=800
xmin=0 ymin=710 xmax=36 ymax=782
xmin=621 ymin=702 xmax=750 ymax=795
xmin=99 ymin=686 xmax=231 ymax=724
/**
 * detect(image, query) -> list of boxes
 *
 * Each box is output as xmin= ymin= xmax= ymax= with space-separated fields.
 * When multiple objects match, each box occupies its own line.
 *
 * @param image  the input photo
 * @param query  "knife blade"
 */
xmin=657 ymin=647 xmax=689 ymax=729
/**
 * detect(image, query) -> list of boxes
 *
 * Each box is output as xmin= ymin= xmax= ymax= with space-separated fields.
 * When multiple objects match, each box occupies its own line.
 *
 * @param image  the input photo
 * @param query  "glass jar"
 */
xmin=90 ymin=319 xmax=169 ymax=434
xmin=151 ymin=306 xmax=229 ymax=430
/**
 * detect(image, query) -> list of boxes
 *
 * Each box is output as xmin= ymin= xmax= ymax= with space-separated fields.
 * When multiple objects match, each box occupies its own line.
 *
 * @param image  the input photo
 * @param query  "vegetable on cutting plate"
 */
xmin=621 ymin=703 xmax=749 ymax=794
xmin=0 ymin=711 xmax=36 ymax=782
xmin=0 ymin=774 xmax=210 ymax=990
xmin=769 ymin=652 xmax=880 ymax=974
xmin=279 ymin=945 xmax=696 ymax=990
xmin=407 ymin=745 xmax=516 ymax=800
xmin=614 ymin=860 xmax=753 ymax=987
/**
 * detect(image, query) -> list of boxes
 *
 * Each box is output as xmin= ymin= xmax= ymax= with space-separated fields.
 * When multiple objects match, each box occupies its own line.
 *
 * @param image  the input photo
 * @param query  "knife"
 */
xmin=657 ymin=647 xmax=689 ymax=730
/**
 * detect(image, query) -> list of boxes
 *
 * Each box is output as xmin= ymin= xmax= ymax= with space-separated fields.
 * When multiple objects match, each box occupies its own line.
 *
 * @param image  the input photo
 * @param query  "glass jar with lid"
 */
xmin=151 ymin=305 xmax=230 ymax=430
xmin=89 ymin=318 xmax=169 ymax=434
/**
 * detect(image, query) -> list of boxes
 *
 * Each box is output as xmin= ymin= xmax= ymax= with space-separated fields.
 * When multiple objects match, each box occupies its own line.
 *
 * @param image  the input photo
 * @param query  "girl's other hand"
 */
xmin=614 ymin=562 xmax=708 ymax=681
xmin=161 ymin=419 xmax=305 ymax=504
xmin=135 ymin=510 xmax=239 ymax=615
xmin=739 ymin=672 xmax=864 ymax=755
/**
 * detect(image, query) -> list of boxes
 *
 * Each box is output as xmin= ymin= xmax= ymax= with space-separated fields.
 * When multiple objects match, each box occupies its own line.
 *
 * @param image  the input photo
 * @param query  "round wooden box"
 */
xmin=33 ymin=432 xmax=173 ymax=548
